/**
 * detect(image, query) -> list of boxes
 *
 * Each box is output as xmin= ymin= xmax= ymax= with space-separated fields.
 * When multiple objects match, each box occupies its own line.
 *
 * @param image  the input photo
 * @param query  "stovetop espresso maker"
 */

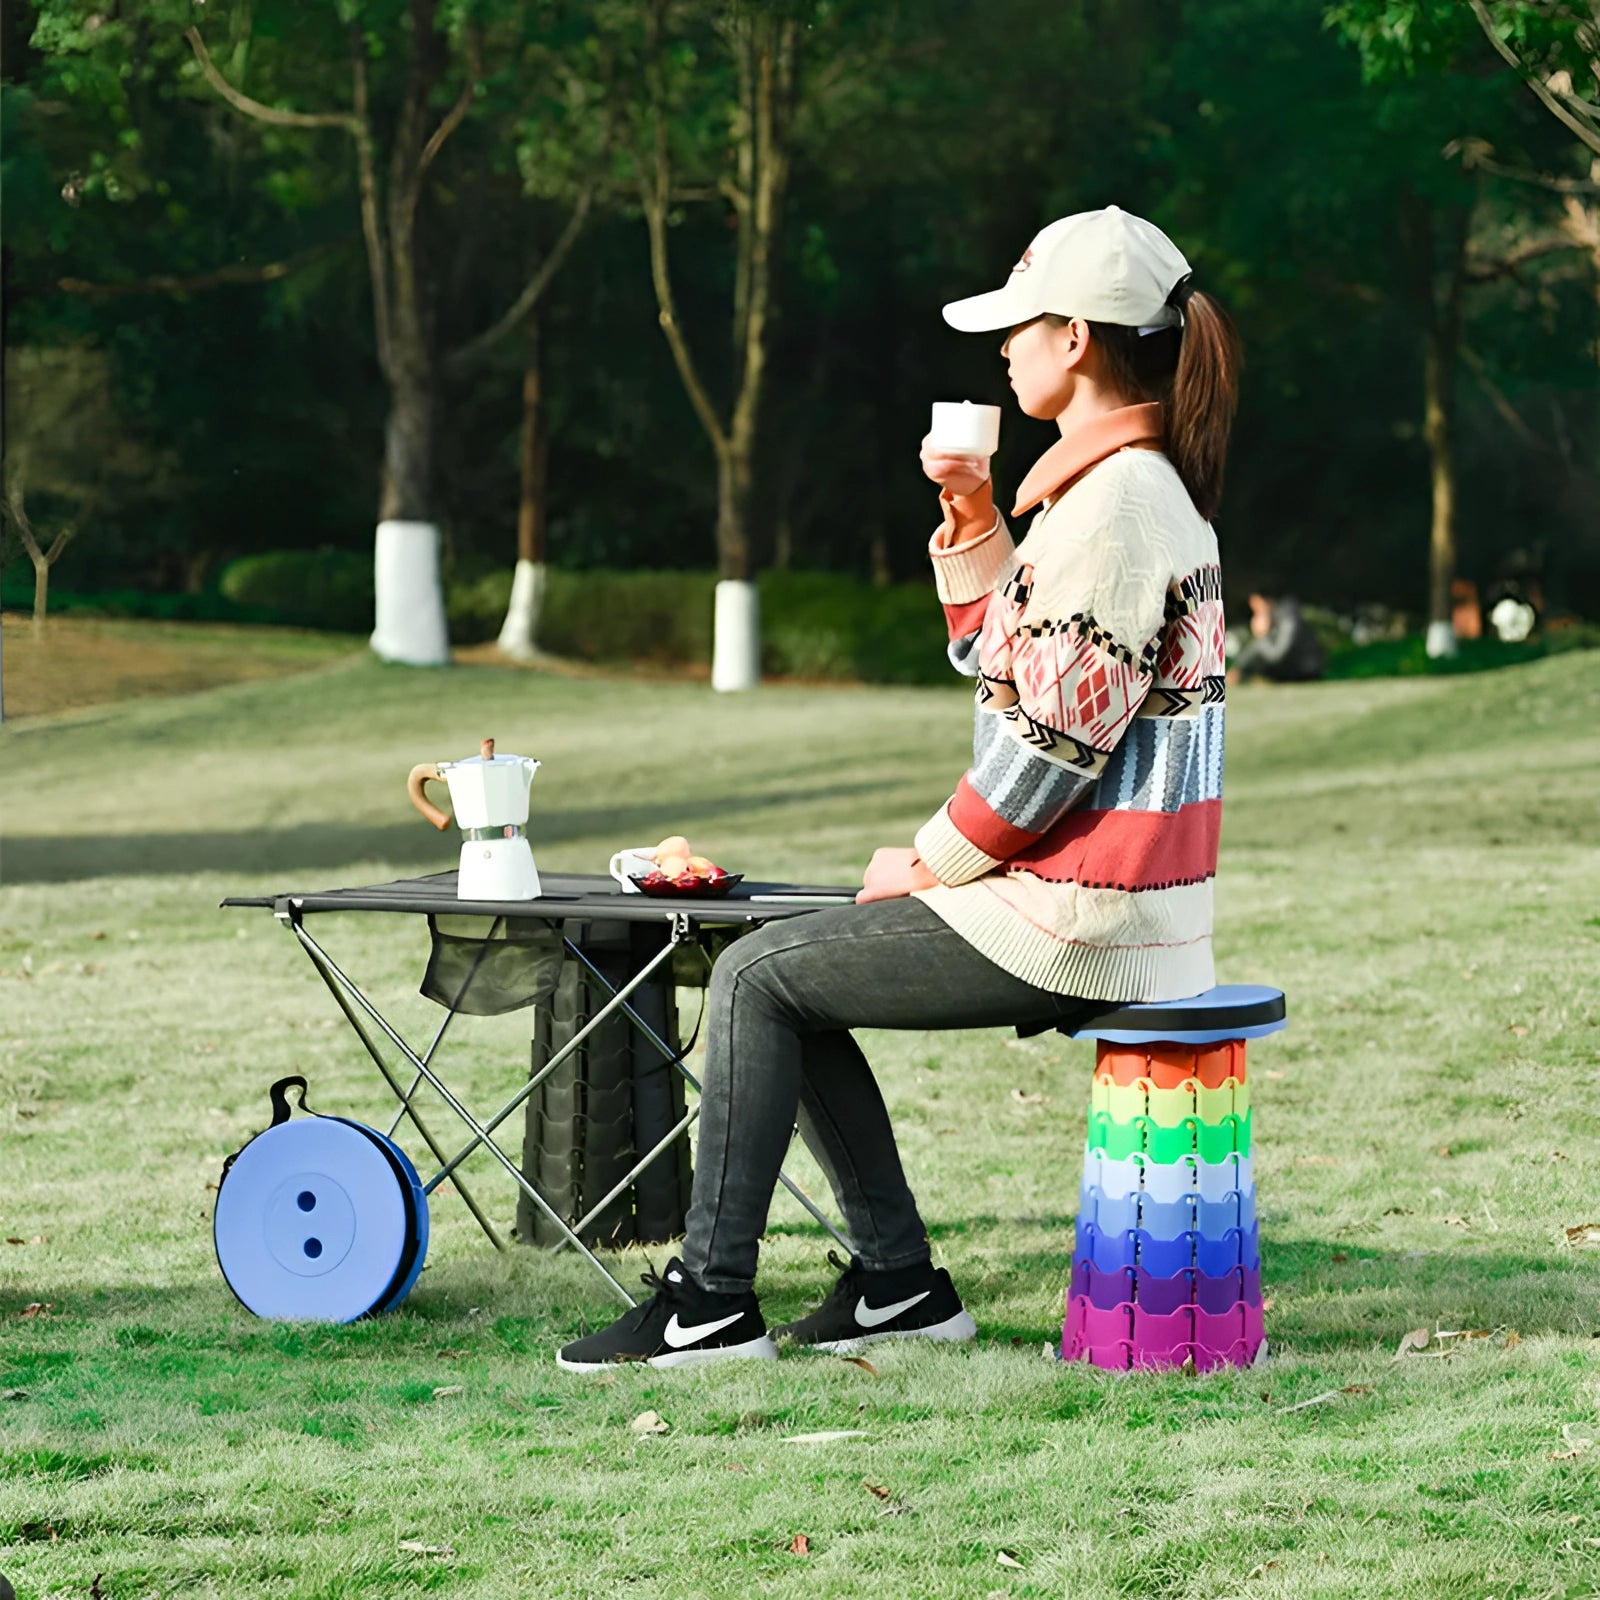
xmin=407 ymin=738 xmax=542 ymax=900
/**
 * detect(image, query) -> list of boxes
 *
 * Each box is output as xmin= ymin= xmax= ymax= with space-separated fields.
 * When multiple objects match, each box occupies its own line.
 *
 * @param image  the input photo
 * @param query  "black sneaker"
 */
xmin=556 ymin=1258 xmax=778 ymax=1372
xmin=773 ymin=1251 xmax=977 ymax=1354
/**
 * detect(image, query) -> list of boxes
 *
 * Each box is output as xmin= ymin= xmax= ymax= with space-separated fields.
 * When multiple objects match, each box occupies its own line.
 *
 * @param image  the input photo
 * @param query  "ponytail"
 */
xmin=1055 ymin=291 xmax=1243 ymax=523
xmin=1164 ymin=291 xmax=1241 ymax=523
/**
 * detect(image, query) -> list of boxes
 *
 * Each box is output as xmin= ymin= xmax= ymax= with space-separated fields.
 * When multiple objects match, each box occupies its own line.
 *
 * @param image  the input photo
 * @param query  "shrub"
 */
xmin=545 ymin=570 xmax=717 ymax=664
xmin=1323 ymin=634 xmax=1550 ymax=678
xmin=218 ymin=548 xmax=373 ymax=634
xmin=446 ymin=569 xmax=515 ymax=645
xmin=757 ymin=570 xmax=952 ymax=685
xmin=445 ymin=565 xmax=954 ymax=683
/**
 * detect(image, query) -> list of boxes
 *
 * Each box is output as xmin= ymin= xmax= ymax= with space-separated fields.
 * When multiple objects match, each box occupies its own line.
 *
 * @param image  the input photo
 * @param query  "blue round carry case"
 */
xmin=214 ymin=1077 xmax=429 ymax=1321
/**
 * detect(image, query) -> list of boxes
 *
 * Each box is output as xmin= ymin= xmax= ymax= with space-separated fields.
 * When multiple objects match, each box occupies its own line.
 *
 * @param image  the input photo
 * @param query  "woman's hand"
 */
xmin=857 ymin=847 xmax=941 ymax=905
xmin=920 ymin=433 xmax=991 ymax=500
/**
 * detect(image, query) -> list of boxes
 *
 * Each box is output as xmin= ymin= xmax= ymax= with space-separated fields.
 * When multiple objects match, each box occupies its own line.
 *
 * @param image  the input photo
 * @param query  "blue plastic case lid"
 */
xmin=215 ymin=1117 xmax=419 ymax=1322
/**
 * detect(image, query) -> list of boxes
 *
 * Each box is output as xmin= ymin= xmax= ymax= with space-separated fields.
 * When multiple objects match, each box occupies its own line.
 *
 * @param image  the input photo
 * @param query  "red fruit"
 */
xmin=642 ymin=870 xmax=670 ymax=886
xmin=673 ymin=872 xmax=700 ymax=891
xmin=705 ymin=865 xmax=728 ymax=883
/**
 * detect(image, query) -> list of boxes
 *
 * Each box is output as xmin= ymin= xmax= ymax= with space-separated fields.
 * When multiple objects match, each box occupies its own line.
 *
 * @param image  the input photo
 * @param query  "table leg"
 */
xmin=287 ymin=917 xmax=506 ymax=1252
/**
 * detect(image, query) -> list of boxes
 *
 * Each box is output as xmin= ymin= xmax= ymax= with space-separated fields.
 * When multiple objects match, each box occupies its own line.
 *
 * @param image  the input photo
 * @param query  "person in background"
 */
xmin=1228 ymin=592 xmax=1324 ymax=684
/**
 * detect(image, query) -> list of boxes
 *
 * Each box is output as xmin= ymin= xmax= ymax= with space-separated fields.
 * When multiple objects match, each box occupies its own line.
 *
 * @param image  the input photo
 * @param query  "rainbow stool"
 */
xmin=1062 ymin=985 xmax=1286 ymax=1371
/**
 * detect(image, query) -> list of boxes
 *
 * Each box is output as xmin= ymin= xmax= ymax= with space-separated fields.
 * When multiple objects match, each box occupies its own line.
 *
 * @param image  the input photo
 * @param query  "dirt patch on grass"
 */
xmin=0 ymin=612 xmax=359 ymax=719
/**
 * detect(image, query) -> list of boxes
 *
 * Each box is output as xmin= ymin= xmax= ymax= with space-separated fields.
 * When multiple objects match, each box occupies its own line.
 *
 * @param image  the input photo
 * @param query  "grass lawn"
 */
xmin=0 ymin=612 xmax=361 ymax=721
xmin=2 ymin=647 xmax=1599 ymax=1599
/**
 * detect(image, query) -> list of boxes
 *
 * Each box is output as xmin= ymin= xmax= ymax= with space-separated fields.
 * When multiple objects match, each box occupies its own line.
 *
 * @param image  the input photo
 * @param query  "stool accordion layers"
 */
xmin=1062 ymin=986 xmax=1286 ymax=1371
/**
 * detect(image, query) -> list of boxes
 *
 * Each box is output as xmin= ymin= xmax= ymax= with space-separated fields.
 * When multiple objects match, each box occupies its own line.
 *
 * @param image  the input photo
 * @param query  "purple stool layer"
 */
xmin=1069 ymin=1259 xmax=1262 ymax=1316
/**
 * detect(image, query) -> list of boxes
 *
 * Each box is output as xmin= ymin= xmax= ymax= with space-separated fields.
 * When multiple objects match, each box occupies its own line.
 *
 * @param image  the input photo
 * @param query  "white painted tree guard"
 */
xmin=371 ymin=520 xmax=450 ymax=667
xmin=712 ymin=579 xmax=761 ymax=692
xmin=1424 ymin=619 xmax=1458 ymax=660
xmin=496 ymin=559 xmax=547 ymax=660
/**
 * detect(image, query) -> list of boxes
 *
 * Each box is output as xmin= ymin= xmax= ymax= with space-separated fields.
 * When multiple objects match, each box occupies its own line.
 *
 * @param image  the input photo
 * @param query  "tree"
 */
xmin=606 ymin=0 xmax=801 ymax=689
xmin=0 ymin=343 xmax=182 ymax=631
xmin=1467 ymin=0 xmax=1600 ymax=155
xmin=20 ymin=0 xmax=613 ymax=659
xmin=1327 ymin=0 xmax=1584 ymax=654
xmin=493 ymin=313 xmax=552 ymax=658
xmin=2 ymin=466 xmax=73 ymax=638
xmin=176 ymin=3 xmax=594 ymax=664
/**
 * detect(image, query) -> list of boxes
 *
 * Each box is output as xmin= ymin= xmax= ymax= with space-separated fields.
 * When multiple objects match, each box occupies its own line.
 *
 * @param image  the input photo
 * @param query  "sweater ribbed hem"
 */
xmin=929 ymin=513 xmax=1016 ymax=606
xmin=915 ymin=804 xmax=1004 ymax=886
xmin=912 ymin=880 xmax=1216 ymax=1003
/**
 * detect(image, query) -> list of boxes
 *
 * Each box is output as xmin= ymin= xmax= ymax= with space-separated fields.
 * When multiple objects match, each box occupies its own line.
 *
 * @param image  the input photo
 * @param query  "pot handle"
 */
xmin=408 ymin=763 xmax=452 ymax=831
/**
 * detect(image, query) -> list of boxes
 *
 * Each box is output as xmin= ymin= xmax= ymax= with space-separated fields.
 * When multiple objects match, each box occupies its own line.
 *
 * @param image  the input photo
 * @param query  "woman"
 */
xmin=557 ymin=206 xmax=1240 ymax=1370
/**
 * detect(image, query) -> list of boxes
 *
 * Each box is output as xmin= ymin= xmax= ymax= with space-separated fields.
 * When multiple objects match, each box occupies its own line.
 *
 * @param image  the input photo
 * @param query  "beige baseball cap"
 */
xmin=943 ymin=205 xmax=1192 ymax=334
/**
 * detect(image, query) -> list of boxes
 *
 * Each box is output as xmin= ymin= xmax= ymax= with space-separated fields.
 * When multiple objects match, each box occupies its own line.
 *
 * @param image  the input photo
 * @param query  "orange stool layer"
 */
xmin=1095 ymin=1039 xmax=1248 ymax=1091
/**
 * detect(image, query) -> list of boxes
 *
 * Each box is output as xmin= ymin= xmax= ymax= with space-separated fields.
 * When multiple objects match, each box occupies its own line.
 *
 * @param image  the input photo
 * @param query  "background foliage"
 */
xmin=6 ymin=0 xmax=1600 ymax=623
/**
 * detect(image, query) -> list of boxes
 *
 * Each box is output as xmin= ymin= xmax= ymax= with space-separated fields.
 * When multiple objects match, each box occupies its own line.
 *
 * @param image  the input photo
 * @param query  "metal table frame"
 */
xmin=225 ymin=872 xmax=859 ymax=1308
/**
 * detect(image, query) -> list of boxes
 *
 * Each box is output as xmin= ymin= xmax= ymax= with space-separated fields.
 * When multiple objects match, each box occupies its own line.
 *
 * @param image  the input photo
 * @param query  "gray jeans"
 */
xmin=681 ymin=894 xmax=1103 ymax=1294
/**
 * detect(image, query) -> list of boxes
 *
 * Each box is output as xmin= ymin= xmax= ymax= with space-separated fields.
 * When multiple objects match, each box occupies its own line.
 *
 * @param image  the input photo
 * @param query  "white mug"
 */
xmin=609 ymin=847 xmax=658 ymax=892
xmin=929 ymin=399 xmax=1001 ymax=457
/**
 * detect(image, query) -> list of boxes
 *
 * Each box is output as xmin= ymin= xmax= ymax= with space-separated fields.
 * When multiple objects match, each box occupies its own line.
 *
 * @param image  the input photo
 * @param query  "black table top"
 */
xmin=222 ymin=870 xmax=862 ymax=927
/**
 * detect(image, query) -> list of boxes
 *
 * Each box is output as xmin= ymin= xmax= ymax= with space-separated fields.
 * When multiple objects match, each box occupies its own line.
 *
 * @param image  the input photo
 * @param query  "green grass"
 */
xmin=2 ymin=651 xmax=1600 ymax=1598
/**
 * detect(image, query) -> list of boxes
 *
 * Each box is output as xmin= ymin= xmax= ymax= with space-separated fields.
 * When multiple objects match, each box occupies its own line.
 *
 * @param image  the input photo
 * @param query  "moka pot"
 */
xmin=407 ymin=738 xmax=542 ymax=900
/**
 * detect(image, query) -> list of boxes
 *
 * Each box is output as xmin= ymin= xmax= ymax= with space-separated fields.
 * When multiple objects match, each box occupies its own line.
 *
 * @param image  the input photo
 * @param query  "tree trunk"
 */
xmin=517 ymin=324 xmax=548 ymax=569
xmin=371 ymin=352 xmax=449 ymax=664
xmin=715 ymin=442 xmax=753 ymax=583
xmin=1422 ymin=331 xmax=1457 ymax=654
xmin=378 ymin=277 xmax=435 ymax=526
xmin=368 ymin=0 xmax=453 ymax=666
xmin=1422 ymin=203 xmax=1470 ymax=659
xmin=498 ymin=320 xmax=550 ymax=660
xmin=31 ymin=553 xmax=49 ymax=637
xmin=869 ymin=530 xmax=892 ymax=589
xmin=711 ymin=436 xmax=761 ymax=690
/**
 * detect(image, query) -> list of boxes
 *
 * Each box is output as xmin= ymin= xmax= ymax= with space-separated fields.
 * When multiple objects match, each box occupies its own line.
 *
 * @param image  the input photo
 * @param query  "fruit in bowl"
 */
xmin=632 ymin=838 xmax=741 ymax=898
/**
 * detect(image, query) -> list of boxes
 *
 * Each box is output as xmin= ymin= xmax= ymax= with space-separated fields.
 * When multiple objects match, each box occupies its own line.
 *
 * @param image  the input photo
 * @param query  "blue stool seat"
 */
xmin=1069 ymin=984 xmax=1287 ymax=1045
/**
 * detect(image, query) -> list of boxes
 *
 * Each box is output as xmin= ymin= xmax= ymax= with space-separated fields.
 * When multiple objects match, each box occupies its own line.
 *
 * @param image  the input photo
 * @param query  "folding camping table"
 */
xmin=222 ymin=871 xmax=860 ymax=1308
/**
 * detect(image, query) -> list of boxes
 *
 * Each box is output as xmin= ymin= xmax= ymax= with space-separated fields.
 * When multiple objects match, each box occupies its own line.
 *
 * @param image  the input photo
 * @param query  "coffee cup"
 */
xmin=609 ymin=847 xmax=658 ymax=892
xmin=929 ymin=400 xmax=1001 ymax=457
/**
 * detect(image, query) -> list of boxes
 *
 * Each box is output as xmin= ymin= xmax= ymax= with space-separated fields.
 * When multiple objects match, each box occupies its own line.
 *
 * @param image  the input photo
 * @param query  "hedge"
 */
xmin=448 ymin=566 xmax=953 ymax=684
xmin=218 ymin=548 xmax=375 ymax=634
xmin=4 ymin=558 xmax=956 ymax=685
xmin=12 ymin=555 xmax=1594 ymax=687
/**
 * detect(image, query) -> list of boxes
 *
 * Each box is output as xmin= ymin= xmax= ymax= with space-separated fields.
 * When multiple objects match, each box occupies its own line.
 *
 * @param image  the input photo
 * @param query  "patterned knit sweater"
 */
xmin=912 ymin=402 xmax=1225 ymax=1002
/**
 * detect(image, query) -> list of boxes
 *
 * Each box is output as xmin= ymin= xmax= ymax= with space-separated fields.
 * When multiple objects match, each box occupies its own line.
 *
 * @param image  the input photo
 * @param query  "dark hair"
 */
xmin=1044 ymin=295 xmax=1242 ymax=522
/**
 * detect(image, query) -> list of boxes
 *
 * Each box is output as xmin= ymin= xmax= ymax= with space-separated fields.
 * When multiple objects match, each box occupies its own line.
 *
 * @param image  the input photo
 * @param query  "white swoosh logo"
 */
xmin=854 ymin=1291 xmax=930 ymax=1329
xmin=663 ymin=1310 xmax=745 ymax=1349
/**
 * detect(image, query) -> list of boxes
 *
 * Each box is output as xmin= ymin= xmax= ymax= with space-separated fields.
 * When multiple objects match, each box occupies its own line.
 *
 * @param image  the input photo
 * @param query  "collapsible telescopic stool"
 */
xmin=1064 ymin=986 xmax=1286 ymax=1370
xmin=214 ymin=1077 xmax=429 ymax=1321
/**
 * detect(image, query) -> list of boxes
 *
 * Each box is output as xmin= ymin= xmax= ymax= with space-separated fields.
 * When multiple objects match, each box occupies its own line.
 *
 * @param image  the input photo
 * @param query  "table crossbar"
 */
xmin=383 ymin=921 xmax=500 ymax=1142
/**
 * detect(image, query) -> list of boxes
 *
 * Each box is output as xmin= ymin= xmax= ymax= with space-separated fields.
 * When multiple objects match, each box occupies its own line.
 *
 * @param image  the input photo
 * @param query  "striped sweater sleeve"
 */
xmin=915 ymin=468 xmax=1170 ymax=886
xmin=929 ymin=481 xmax=1015 ymax=678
